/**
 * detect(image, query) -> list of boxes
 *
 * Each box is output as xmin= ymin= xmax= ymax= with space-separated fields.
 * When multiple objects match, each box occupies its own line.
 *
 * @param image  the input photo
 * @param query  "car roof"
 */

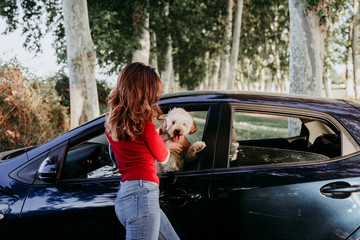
xmin=161 ymin=90 xmax=342 ymax=103
xmin=160 ymin=90 xmax=349 ymax=111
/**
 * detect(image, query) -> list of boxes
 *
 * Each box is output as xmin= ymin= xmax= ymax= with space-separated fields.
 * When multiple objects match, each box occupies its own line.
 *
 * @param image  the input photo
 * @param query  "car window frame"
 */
xmin=157 ymin=103 xmax=219 ymax=173
xmin=53 ymin=103 xmax=219 ymax=183
xmin=213 ymin=103 xmax=360 ymax=171
xmin=57 ymin=131 xmax=122 ymax=182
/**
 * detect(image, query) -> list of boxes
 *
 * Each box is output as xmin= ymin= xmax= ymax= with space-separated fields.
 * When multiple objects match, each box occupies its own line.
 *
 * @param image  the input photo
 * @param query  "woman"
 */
xmin=105 ymin=62 xmax=181 ymax=240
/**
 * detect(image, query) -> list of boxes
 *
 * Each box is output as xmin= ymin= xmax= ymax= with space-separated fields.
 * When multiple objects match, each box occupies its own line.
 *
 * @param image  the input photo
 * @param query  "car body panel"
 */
xmin=20 ymin=178 xmax=122 ymax=238
xmin=0 ymin=154 xmax=30 ymax=236
xmin=210 ymin=157 xmax=360 ymax=239
xmin=159 ymin=171 xmax=213 ymax=240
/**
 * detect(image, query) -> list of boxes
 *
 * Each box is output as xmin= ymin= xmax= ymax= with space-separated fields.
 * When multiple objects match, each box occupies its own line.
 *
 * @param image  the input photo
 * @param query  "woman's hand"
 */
xmin=165 ymin=141 xmax=183 ymax=153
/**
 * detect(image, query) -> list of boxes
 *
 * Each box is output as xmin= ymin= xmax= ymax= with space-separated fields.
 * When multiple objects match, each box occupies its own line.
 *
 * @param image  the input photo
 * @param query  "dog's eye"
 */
xmin=172 ymin=121 xmax=175 ymax=124
xmin=183 ymin=123 xmax=186 ymax=126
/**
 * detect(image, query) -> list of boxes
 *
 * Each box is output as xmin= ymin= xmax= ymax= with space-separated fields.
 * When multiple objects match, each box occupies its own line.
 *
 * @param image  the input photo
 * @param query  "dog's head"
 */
xmin=159 ymin=108 xmax=197 ymax=142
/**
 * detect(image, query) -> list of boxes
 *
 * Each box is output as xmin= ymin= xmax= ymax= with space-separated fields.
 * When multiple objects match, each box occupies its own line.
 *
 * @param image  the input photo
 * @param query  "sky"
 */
xmin=0 ymin=18 xmax=61 ymax=78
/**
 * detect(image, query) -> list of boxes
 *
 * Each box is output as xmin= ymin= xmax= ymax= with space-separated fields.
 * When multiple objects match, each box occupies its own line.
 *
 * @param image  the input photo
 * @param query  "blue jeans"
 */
xmin=115 ymin=180 xmax=180 ymax=240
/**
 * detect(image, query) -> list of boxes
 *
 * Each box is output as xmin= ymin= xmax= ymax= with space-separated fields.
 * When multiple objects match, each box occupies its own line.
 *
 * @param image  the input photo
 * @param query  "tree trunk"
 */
xmin=288 ymin=0 xmax=327 ymax=97
xmin=161 ymin=4 xmax=173 ymax=93
xmin=323 ymin=67 xmax=333 ymax=98
xmin=274 ymin=44 xmax=282 ymax=92
xmin=352 ymin=0 xmax=360 ymax=99
xmin=228 ymin=0 xmax=244 ymax=89
xmin=346 ymin=46 xmax=355 ymax=98
xmin=132 ymin=1 xmax=150 ymax=65
xmin=209 ymin=54 xmax=221 ymax=90
xmin=200 ymin=51 xmax=210 ymax=90
xmin=271 ymin=6 xmax=283 ymax=93
xmin=219 ymin=0 xmax=233 ymax=90
xmin=63 ymin=0 xmax=99 ymax=129
xmin=150 ymin=31 xmax=159 ymax=73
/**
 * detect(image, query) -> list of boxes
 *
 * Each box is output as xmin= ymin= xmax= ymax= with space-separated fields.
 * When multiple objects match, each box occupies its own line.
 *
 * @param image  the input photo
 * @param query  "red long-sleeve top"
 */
xmin=106 ymin=119 xmax=168 ymax=184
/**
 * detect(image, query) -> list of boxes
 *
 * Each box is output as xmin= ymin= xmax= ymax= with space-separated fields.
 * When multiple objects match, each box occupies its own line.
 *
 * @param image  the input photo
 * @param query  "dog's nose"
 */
xmin=174 ymin=129 xmax=180 ymax=135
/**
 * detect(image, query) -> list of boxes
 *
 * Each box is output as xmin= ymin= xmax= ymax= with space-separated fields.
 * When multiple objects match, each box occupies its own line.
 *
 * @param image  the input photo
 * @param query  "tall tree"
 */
xmin=237 ymin=0 xmax=290 ymax=92
xmin=352 ymin=0 xmax=360 ymax=98
xmin=161 ymin=3 xmax=173 ymax=93
xmin=228 ymin=0 xmax=244 ymax=90
xmin=288 ymin=0 xmax=344 ymax=96
xmin=219 ymin=0 xmax=233 ymax=90
xmin=132 ymin=0 xmax=150 ymax=64
xmin=63 ymin=0 xmax=99 ymax=128
xmin=288 ymin=0 xmax=327 ymax=96
xmin=326 ymin=1 xmax=353 ymax=98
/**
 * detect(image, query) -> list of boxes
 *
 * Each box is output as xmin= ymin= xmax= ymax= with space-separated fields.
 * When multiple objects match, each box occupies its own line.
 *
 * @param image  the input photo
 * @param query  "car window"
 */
xmin=60 ymin=109 xmax=208 ymax=179
xmin=229 ymin=111 xmax=341 ymax=167
xmin=61 ymin=133 xmax=120 ymax=179
xmin=155 ymin=109 xmax=208 ymax=172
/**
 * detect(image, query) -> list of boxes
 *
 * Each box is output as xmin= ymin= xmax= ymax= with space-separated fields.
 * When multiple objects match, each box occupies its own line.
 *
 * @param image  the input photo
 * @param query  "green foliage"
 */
xmin=0 ymin=0 xmax=347 ymax=92
xmin=88 ymin=0 xmax=226 ymax=89
xmin=239 ymin=0 xmax=290 ymax=88
xmin=304 ymin=0 xmax=345 ymax=25
xmin=87 ymin=0 xmax=147 ymax=73
xmin=0 ymin=59 xmax=69 ymax=151
xmin=169 ymin=0 xmax=226 ymax=89
xmin=0 ymin=0 xmax=62 ymax=53
xmin=0 ymin=0 xmax=226 ymax=90
xmin=47 ymin=70 xmax=112 ymax=115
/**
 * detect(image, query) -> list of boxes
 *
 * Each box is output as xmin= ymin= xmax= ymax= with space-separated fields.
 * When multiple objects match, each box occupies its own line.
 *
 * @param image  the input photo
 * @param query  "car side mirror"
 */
xmin=38 ymin=155 xmax=58 ymax=183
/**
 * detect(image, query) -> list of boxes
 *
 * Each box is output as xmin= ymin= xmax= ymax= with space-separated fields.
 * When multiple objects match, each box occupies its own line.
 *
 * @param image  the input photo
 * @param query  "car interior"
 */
xmin=60 ymin=134 xmax=120 ymax=179
xmin=60 ymin=110 xmax=208 ymax=179
xmin=229 ymin=111 xmax=343 ymax=167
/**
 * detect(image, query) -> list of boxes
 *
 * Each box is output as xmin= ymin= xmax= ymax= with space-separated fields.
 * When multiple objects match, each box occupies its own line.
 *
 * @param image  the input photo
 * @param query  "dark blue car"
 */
xmin=2 ymin=91 xmax=360 ymax=239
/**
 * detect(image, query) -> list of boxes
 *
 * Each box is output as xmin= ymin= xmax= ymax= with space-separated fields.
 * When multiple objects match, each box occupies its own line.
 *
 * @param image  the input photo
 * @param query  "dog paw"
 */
xmin=192 ymin=141 xmax=206 ymax=152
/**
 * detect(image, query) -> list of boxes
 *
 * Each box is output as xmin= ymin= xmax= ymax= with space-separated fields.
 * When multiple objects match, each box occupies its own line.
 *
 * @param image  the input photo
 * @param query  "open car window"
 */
xmin=61 ymin=133 xmax=120 ymax=179
xmin=155 ymin=109 xmax=208 ymax=172
xmin=60 ymin=108 xmax=209 ymax=179
xmin=229 ymin=111 xmax=342 ymax=168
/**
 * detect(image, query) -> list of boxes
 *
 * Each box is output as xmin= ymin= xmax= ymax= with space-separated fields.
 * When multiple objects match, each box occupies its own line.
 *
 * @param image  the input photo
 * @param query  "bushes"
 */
xmin=0 ymin=60 xmax=69 ymax=152
xmin=48 ymin=70 xmax=112 ymax=115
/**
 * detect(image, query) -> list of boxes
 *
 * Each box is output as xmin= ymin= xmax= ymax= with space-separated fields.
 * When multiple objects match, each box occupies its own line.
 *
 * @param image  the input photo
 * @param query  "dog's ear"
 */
xmin=189 ymin=121 xmax=197 ymax=135
xmin=158 ymin=119 xmax=167 ymax=134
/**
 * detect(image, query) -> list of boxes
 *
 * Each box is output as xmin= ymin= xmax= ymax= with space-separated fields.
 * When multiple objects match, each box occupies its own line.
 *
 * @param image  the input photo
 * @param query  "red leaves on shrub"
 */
xmin=0 ymin=61 xmax=69 ymax=152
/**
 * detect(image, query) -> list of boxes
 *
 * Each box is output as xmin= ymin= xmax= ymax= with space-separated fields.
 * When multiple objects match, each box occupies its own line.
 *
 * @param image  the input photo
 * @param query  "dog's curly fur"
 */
xmin=156 ymin=108 xmax=206 ymax=172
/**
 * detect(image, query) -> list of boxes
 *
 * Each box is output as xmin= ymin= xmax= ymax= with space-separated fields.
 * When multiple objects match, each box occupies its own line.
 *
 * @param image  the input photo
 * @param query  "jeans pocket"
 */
xmin=115 ymin=195 xmax=137 ymax=226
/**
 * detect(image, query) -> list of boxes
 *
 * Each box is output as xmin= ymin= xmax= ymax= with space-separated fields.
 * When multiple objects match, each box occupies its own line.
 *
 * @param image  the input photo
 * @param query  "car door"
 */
xmin=20 ymin=132 xmax=124 ymax=239
xmin=157 ymin=104 xmax=221 ymax=239
xmin=209 ymin=103 xmax=360 ymax=240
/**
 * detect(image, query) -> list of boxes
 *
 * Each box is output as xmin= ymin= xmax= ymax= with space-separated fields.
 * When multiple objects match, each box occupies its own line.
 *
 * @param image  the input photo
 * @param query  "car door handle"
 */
xmin=320 ymin=181 xmax=359 ymax=199
xmin=321 ymin=186 xmax=360 ymax=194
xmin=160 ymin=193 xmax=201 ymax=201
xmin=173 ymin=193 xmax=201 ymax=201
xmin=160 ymin=190 xmax=202 ymax=207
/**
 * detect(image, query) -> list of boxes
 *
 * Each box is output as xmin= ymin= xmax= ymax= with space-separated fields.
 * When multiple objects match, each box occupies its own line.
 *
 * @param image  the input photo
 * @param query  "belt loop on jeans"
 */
xmin=139 ymin=180 xmax=143 ymax=187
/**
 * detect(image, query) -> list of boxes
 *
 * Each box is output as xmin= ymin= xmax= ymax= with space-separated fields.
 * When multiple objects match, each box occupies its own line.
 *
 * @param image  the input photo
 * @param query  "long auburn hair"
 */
xmin=105 ymin=62 xmax=163 ymax=141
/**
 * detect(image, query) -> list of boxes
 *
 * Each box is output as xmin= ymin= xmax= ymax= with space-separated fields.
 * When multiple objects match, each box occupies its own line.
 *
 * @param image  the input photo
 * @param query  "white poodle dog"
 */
xmin=156 ymin=108 xmax=206 ymax=172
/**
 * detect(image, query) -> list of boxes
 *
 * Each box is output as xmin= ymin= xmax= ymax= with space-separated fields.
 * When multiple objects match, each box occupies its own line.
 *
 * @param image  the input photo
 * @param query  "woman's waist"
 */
xmin=119 ymin=165 xmax=159 ymax=184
